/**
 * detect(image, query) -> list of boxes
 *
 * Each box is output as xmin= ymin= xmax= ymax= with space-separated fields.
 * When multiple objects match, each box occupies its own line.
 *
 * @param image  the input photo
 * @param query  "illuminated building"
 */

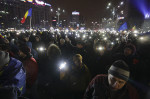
xmin=70 ymin=11 xmax=80 ymax=29
xmin=0 ymin=0 xmax=52 ymax=29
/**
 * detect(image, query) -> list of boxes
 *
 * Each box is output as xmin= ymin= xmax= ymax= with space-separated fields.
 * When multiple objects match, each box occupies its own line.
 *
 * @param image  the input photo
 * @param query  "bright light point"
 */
xmin=83 ymin=35 xmax=86 ymax=38
xmin=120 ymin=1 xmax=124 ymax=5
xmin=89 ymin=36 xmax=92 ymax=39
xmin=108 ymin=3 xmax=111 ymax=6
xmin=116 ymin=38 xmax=119 ymax=41
xmin=104 ymin=37 xmax=107 ymax=40
xmin=140 ymin=37 xmax=144 ymax=40
xmin=16 ymin=32 xmax=20 ymax=35
xmin=98 ymin=47 xmax=103 ymax=51
xmin=39 ymin=47 xmax=44 ymax=51
xmin=145 ymin=14 xmax=150 ymax=19
xmin=59 ymin=62 xmax=66 ymax=70
xmin=133 ymin=30 xmax=138 ymax=33
xmin=111 ymin=42 xmax=114 ymax=45
xmin=134 ymin=34 xmax=137 ymax=37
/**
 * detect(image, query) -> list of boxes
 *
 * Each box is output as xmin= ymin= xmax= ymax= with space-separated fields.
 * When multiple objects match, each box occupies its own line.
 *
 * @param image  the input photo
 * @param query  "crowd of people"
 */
xmin=0 ymin=30 xmax=150 ymax=99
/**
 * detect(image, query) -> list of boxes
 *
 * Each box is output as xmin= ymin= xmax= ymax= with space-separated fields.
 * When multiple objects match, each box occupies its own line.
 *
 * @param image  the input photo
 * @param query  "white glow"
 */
xmin=104 ymin=37 xmax=107 ymax=40
xmin=145 ymin=14 xmax=150 ymax=19
xmin=116 ymin=38 xmax=119 ymax=41
xmin=134 ymin=34 xmax=137 ymax=37
xmin=35 ymin=0 xmax=44 ymax=5
xmin=98 ymin=46 xmax=104 ymax=51
xmin=39 ymin=47 xmax=44 ymax=51
xmin=111 ymin=42 xmax=114 ymax=45
xmin=83 ymin=35 xmax=86 ymax=38
xmin=59 ymin=62 xmax=66 ymax=70
xmin=139 ymin=37 xmax=144 ymax=40
xmin=133 ymin=30 xmax=138 ymax=33
xmin=120 ymin=1 xmax=124 ymax=5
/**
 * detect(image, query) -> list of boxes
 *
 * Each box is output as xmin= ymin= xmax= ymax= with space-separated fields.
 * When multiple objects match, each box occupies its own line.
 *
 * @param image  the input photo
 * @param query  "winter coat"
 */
xmin=0 ymin=57 xmax=26 ymax=95
xmin=84 ymin=74 xmax=139 ymax=99
xmin=68 ymin=64 xmax=91 ymax=93
xmin=21 ymin=56 xmax=38 ymax=89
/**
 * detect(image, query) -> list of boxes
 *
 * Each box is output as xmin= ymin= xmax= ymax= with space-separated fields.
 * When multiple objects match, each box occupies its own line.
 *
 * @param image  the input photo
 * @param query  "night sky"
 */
xmin=47 ymin=0 xmax=111 ymax=27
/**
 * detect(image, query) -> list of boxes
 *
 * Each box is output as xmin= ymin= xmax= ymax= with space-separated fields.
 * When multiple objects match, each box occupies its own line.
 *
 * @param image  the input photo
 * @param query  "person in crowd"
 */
xmin=59 ymin=38 xmax=68 ymax=58
xmin=37 ymin=44 xmax=63 ymax=99
xmin=84 ymin=60 xmax=139 ymax=99
xmin=0 ymin=51 xmax=26 ymax=97
xmin=90 ymin=41 xmax=113 ymax=77
xmin=62 ymin=54 xmax=91 ymax=99
xmin=18 ymin=34 xmax=38 ymax=60
xmin=113 ymin=43 xmax=139 ymax=80
xmin=18 ymin=45 xmax=38 ymax=93
xmin=32 ymin=35 xmax=44 ymax=50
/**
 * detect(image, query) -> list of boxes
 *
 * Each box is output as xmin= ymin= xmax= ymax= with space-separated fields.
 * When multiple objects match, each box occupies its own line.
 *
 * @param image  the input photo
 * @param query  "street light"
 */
xmin=56 ymin=8 xmax=65 ymax=27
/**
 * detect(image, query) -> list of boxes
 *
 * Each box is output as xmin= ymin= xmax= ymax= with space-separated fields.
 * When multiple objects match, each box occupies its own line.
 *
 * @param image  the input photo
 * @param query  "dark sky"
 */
xmin=46 ymin=0 xmax=110 ymax=27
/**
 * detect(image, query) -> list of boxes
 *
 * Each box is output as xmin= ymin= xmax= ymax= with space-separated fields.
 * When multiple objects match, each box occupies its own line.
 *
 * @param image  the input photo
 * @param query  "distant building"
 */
xmin=0 ymin=0 xmax=52 ymax=29
xmin=70 ymin=11 xmax=80 ymax=29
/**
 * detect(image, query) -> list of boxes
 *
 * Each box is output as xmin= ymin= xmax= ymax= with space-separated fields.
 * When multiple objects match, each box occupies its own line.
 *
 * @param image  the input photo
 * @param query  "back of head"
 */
xmin=47 ymin=44 xmax=61 ymax=60
xmin=0 ymin=51 xmax=10 ymax=69
xmin=19 ymin=45 xmax=31 ymax=55
xmin=73 ymin=54 xmax=82 ymax=61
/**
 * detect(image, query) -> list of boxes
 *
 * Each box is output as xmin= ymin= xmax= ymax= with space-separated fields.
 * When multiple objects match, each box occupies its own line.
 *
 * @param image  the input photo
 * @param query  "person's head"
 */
xmin=60 ymin=38 xmax=65 ymax=45
xmin=124 ymin=44 xmax=136 ymax=56
xmin=18 ymin=45 xmax=31 ymax=58
xmin=76 ymin=42 xmax=84 ymax=49
xmin=108 ymin=60 xmax=130 ymax=91
xmin=0 ymin=51 xmax=10 ymax=71
xmin=35 ymin=36 xmax=40 ymax=42
xmin=73 ymin=54 xmax=83 ymax=67
xmin=0 ymin=38 xmax=10 ymax=52
xmin=47 ymin=44 xmax=61 ymax=60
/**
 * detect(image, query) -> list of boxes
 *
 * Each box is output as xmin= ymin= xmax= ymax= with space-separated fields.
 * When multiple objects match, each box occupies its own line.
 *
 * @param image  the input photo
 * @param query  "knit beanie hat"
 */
xmin=0 ymin=51 xmax=10 ymax=68
xmin=108 ymin=60 xmax=130 ymax=81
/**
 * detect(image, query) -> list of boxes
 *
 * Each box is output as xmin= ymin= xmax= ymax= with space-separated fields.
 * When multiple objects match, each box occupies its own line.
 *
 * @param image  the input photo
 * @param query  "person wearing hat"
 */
xmin=84 ymin=60 xmax=139 ymax=99
xmin=0 ymin=51 xmax=26 ymax=98
xmin=18 ymin=45 xmax=38 ymax=96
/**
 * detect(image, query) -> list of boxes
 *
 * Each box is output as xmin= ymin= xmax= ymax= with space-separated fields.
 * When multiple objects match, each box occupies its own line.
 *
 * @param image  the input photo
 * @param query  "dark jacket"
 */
xmin=68 ymin=64 xmax=91 ymax=93
xmin=84 ymin=74 xmax=139 ymax=99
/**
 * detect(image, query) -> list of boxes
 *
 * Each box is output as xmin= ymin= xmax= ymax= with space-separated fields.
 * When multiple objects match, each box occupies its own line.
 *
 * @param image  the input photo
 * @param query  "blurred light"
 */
xmin=111 ymin=42 xmax=114 ymax=45
xmin=50 ymin=9 xmax=53 ymax=12
xmin=145 ymin=13 xmax=150 ymax=19
xmin=116 ymin=38 xmax=119 ymax=41
xmin=134 ymin=34 xmax=138 ymax=37
xmin=37 ymin=47 xmax=46 ymax=52
xmin=59 ymin=62 xmax=66 ymax=70
xmin=104 ymin=37 xmax=107 ymax=40
xmin=107 ymin=6 xmax=110 ymax=9
xmin=97 ymin=46 xmax=104 ymax=51
xmin=139 ymin=37 xmax=144 ymax=40
xmin=108 ymin=3 xmax=111 ymax=6
xmin=120 ymin=1 xmax=124 ymax=5
xmin=133 ymin=30 xmax=138 ymax=33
